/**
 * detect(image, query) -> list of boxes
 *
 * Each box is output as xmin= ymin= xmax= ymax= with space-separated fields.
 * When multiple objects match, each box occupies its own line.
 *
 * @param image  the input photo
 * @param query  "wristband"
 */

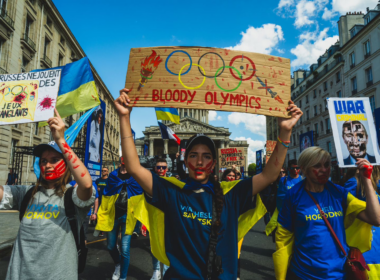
xmin=277 ymin=136 xmax=290 ymax=148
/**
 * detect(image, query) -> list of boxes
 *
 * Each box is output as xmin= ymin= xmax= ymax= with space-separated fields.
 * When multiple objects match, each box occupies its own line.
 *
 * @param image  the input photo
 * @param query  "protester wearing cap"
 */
xmin=0 ymin=109 xmax=95 ymax=280
xmin=115 ymin=88 xmax=302 ymax=279
xmin=274 ymin=147 xmax=380 ymax=280
xmin=95 ymin=157 xmax=143 ymax=280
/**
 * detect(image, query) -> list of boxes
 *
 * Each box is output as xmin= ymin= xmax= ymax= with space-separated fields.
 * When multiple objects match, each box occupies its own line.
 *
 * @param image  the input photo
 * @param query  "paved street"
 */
xmin=0 ymin=217 xmax=275 ymax=280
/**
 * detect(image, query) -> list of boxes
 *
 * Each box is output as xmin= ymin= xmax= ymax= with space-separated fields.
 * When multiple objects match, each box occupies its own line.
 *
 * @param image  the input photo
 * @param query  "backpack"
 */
xmin=19 ymin=186 xmax=88 ymax=274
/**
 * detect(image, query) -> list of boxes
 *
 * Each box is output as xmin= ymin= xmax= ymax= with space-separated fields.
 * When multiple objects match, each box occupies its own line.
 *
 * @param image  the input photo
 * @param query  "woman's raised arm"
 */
xmin=115 ymin=88 xmax=153 ymax=196
xmin=48 ymin=109 xmax=93 ymax=200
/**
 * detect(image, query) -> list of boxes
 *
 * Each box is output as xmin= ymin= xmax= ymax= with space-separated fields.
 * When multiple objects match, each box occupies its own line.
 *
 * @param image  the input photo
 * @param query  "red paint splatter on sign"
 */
xmin=13 ymin=93 xmax=26 ymax=103
xmin=38 ymin=97 xmax=55 ymax=110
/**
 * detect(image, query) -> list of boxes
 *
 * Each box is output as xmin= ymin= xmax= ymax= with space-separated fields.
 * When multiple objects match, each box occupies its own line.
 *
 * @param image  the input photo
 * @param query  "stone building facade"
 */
xmin=273 ymin=4 xmax=380 ymax=181
xmin=135 ymin=110 xmax=249 ymax=178
xmin=0 ymin=0 xmax=119 ymax=183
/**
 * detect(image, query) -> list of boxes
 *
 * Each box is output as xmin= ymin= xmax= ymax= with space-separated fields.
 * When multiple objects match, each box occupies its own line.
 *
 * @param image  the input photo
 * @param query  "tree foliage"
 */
xmin=248 ymin=163 xmax=256 ymax=176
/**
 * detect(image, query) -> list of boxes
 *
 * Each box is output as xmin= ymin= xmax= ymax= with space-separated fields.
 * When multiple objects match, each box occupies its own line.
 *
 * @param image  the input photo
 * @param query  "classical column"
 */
xmin=225 ymin=140 xmax=229 ymax=148
xmin=220 ymin=140 xmax=225 ymax=149
xmin=163 ymin=139 xmax=169 ymax=155
xmin=149 ymin=139 xmax=154 ymax=156
xmin=206 ymin=110 xmax=209 ymax=123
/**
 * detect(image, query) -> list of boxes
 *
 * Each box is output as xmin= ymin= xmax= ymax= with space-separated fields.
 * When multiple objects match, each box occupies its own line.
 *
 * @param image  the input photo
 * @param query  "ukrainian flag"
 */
xmin=155 ymin=107 xmax=180 ymax=124
xmin=35 ymin=57 xmax=100 ymax=126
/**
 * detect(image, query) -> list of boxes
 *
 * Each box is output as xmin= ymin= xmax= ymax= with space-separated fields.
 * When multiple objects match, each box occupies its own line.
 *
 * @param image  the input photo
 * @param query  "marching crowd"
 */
xmin=0 ymin=88 xmax=379 ymax=280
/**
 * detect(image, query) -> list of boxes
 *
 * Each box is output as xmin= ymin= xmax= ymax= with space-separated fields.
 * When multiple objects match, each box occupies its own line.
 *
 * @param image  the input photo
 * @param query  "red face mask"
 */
xmin=41 ymin=159 xmax=67 ymax=181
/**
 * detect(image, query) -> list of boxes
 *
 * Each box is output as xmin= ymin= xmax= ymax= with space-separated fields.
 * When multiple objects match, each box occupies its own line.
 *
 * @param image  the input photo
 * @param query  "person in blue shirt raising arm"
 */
xmin=115 ymin=88 xmax=302 ymax=280
xmin=274 ymin=146 xmax=380 ymax=280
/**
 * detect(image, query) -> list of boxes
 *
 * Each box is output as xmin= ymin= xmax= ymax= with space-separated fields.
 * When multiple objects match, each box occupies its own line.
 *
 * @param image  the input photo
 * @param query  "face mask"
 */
xmin=41 ymin=159 xmax=66 ymax=181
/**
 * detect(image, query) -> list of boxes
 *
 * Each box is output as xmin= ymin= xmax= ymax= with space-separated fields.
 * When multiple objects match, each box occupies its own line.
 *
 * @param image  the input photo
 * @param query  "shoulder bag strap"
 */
xmin=19 ymin=186 xmax=36 ymax=222
xmin=64 ymin=187 xmax=80 ymax=248
xmin=206 ymin=195 xmax=218 ymax=280
xmin=305 ymin=189 xmax=347 ymax=256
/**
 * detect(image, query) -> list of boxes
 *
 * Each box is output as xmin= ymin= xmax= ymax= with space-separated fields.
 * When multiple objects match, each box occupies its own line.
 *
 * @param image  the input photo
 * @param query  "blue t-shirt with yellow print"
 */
xmin=145 ymin=173 xmax=256 ymax=280
xmin=276 ymin=175 xmax=302 ymax=212
xmin=344 ymin=177 xmax=380 ymax=267
xmin=278 ymin=180 xmax=350 ymax=280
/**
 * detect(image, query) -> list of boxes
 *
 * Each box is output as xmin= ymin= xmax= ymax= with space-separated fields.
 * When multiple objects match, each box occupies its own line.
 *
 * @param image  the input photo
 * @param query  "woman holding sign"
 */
xmin=115 ymin=88 xmax=302 ymax=279
xmin=275 ymin=146 xmax=380 ymax=280
xmin=0 ymin=109 xmax=95 ymax=280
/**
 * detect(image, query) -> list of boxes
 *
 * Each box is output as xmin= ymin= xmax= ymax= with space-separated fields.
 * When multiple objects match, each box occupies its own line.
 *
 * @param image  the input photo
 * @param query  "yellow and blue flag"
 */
xmin=34 ymin=57 xmax=100 ymax=126
xmin=155 ymin=107 xmax=180 ymax=124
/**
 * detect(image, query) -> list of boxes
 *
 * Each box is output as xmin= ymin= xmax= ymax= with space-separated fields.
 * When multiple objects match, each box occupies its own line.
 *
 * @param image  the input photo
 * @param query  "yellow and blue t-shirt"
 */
xmin=344 ymin=177 xmax=380 ymax=278
xmin=145 ymin=173 xmax=257 ymax=280
xmin=278 ymin=180 xmax=350 ymax=280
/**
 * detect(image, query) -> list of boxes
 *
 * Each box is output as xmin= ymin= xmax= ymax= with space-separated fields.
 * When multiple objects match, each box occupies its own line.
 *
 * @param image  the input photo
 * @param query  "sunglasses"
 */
xmin=290 ymin=167 xmax=300 ymax=170
xmin=280 ymin=171 xmax=286 ymax=173
xmin=156 ymin=166 xmax=167 ymax=170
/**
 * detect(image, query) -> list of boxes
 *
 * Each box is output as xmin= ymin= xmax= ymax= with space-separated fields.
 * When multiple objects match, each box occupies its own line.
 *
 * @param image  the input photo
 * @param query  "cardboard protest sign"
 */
xmin=218 ymin=147 xmax=246 ymax=168
xmin=125 ymin=47 xmax=291 ymax=118
xmin=0 ymin=70 xmax=61 ymax=125
xmin=327 ymin=97 xmax=380 ymax=167
xmin=265 ymin=140 xmax=277 ymax=163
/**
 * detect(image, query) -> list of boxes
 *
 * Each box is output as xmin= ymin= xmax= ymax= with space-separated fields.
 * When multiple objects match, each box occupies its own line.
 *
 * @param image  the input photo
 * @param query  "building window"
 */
xmin=306 ymin=110 xmax=309 ymax=120
xmin=292 ymin=134 xmax=296 ymax=144
xmin=314 ymin=105 xmax=317 ymax=116
xmin=351 ymin=77 xmax=357 ymax=94
xmin=370 ymin=96 xmax=376 ymax=113
xmin=300 ymin=99 xmax=302 ymax=108
xmin=307 ymin=127 xmax=310 ymax=132
xmin=365 ymin=67 xmax=373 ymax=87
xmin=58 ymin=54 xmax=64 ymax=66
xmin=366 ymin=16 xmax=370 ymax=25
xmin=46 ymin=16 xmax=53 ymax=28
xmin=319 ymin=104 xmax=322 ymax=113
xmin=44 ymin=38 xmax=50 ymax=58
xmin=25 ymin=16 xmax=33 ymax=39
xmin=364 ymin=40 xmax=371 ymax=57
xmin=34 ymin=122 xmax=39 ymax=135
xmin=337 ymin=90 xmax=342 ymax=98
xmin=293 ymin=151 xmax=296 ymax=159
xmin=0 ymin=0 xmax=7 ymax=14
xmin=314 ymin=123 xmax=318 ymax=134
xmin=336 ymin=71 xmax=341 ymax=83
xmin=321 ymin=121 xmax=324 ymax=132
xmin=21 ymin=56 xmax=29 ymax=72
xmin=313 ymin=89 xmax=316 ymax=98
xmin=327 ymin=141 xmax=332 ymax=154
xmin=323 ymin=81 xmax=327 ymax=91
xmin=324 ymin=100 xmax=327 ymax=111
xmin=326 ymin=118 xmax=331 ymax=133
xmin=60 ymin=35 xmax=65 ymax=46
xmin=350 ymin=52 xmax=355 ymax=67
xmin=306 ymin=95 xmax=309 ymax=104
xmin=9 ymin=139 xmax=18 ymax=165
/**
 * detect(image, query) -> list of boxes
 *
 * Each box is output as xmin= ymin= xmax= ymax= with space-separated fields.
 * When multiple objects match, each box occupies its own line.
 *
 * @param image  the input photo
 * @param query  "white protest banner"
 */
xmin=0 ymin=69 xmax=61 ymax=125
xmin=327 ymin=97 xmax=380 ymax=167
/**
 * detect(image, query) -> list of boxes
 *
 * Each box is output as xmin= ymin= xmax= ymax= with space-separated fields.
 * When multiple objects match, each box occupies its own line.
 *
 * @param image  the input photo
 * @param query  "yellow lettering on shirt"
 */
xmin=52 ymin=212 xmax=59 ymax=219
xmin=45 ymin=212 xmax=52 ymax=219
xmin=305 ymin=215 xmax=312 ymax=221
xmin=312 ymin=214 xmax=317 ymax=220
xmin=36 ymin=212 xmax=44 ymax=219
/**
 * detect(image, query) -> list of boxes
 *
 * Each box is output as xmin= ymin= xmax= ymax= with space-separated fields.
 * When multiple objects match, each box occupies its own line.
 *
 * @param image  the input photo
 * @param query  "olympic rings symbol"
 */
xmin=197 ymin=52 xmax=225 ymax=78
xmin=229 ymin=55 xmax=256 ymax=81
xmin=165 ymin=50 xmax=192 ymax=76
xmin=11 ymin=85 xmax=24 ymax=96
xmin=178 ymin=64 xmax=206 ymax=90
xmin=215 ymin=66 xmax=242 ymax=92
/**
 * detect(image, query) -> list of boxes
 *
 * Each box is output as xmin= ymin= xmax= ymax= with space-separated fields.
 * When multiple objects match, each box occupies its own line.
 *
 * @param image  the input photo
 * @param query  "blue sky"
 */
xmin=53 ymin=0 xmax=377 ymax=163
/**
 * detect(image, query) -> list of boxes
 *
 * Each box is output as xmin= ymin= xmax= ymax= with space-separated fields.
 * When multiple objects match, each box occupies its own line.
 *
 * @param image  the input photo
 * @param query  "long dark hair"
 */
xmin=185 ymin=134 xmax=224 ymax=230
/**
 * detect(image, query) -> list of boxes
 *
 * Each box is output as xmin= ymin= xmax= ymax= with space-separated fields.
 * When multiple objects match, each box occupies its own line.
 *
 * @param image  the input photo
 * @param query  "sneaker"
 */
xmin=151 ymin=270 xmax=161 ymax=280
xmin=112 ymin=264 xmax=120 ymax=280
xmin=132 ymin=231 xmax=139 ymax=238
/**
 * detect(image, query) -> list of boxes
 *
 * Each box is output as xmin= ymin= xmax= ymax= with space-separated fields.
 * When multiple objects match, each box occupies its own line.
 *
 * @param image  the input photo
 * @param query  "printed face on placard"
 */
xmin=342 ymin=121 xmax=368 ymax=159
